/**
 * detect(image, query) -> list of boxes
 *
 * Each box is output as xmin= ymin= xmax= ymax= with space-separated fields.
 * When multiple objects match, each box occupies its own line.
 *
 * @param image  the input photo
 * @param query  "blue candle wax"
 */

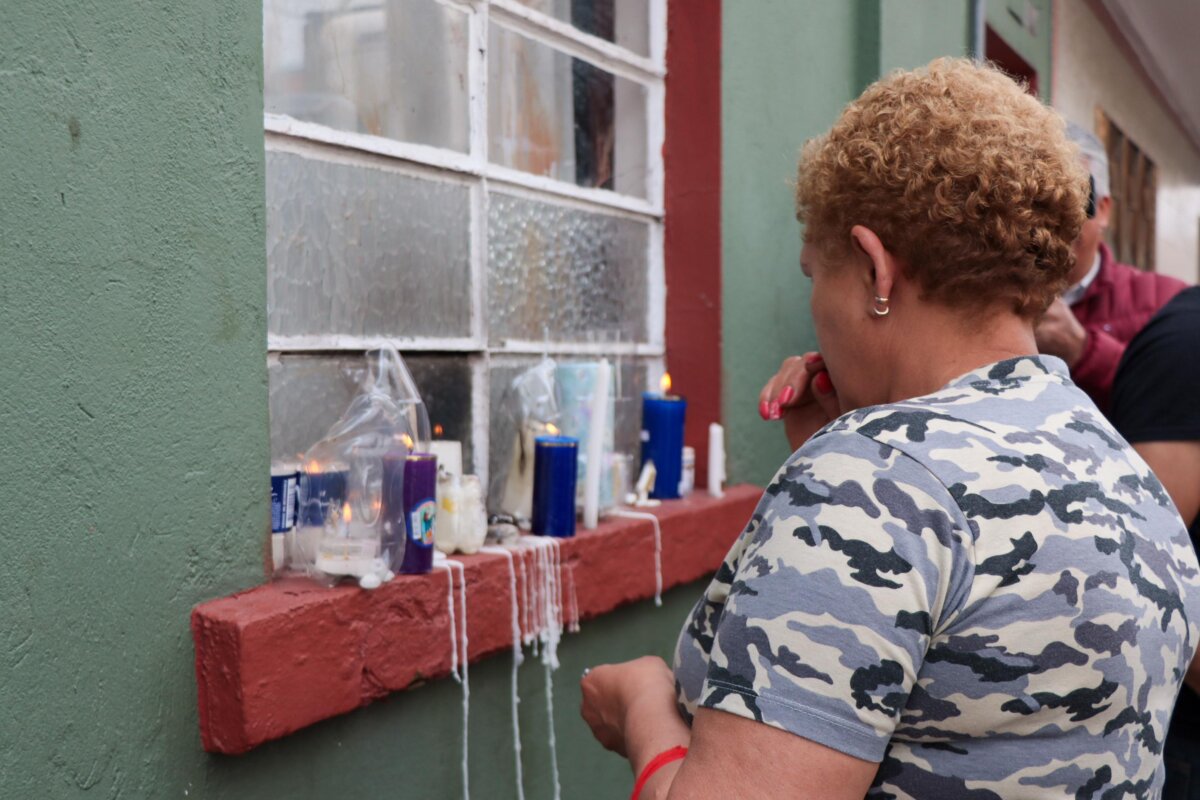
xmin=532 ymin=435 xmax=579 ymax=538
xmin=641 ymin=392 xmax=687 ymax=499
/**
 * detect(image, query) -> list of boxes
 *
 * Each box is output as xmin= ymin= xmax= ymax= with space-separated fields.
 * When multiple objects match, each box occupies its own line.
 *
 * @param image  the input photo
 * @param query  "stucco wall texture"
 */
xmin=0 ymin=1 xmax=268 ymax=796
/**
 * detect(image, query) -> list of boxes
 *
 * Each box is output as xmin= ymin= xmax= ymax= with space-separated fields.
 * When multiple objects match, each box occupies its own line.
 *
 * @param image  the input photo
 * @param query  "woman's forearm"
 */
xmin=622 ymin=687 xmax=693 ymax=799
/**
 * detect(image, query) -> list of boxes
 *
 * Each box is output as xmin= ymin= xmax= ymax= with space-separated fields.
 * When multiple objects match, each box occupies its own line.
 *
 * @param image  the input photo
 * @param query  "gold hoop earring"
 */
xmin=872 ymin=295 xmax=890 ymax=317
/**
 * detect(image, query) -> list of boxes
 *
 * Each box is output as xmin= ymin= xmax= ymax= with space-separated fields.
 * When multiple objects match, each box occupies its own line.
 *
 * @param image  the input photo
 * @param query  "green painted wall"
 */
xmin=721 ymin=0 xmax=972 ymax=485
xmin=0 ymin=1 xmax=268 ymax=795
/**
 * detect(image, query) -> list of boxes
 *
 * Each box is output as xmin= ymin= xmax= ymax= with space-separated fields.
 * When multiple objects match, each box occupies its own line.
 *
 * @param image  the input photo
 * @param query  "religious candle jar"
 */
xmin=641 ymin=373 xmax=687 ymax=500
xmin=532 ymin=435 xmax=579 ymax=538
xmin=398 ymin=453 xmax=437 ymax=574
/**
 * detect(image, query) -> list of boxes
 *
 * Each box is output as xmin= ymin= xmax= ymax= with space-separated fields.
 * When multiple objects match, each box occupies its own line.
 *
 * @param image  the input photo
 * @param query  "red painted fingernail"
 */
xmin=815 ymin=371 xmax=833 ymax=394
xmin=779 ymin=386 xmax=796 ymax=405
xmin=769 ymin=401 xmax=781 ymax=419
xmin=759 ymin=400 xmax=770 ymax=419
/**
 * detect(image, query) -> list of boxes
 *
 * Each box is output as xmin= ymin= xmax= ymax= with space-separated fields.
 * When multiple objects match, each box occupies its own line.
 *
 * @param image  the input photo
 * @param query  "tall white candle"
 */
xmin=708 ymin=422 xmax=726 ymax=498
xmin=582 ymin=359 xmax=611 ymax=530
xmin=429 ymin=440 xmax=463 ymax=477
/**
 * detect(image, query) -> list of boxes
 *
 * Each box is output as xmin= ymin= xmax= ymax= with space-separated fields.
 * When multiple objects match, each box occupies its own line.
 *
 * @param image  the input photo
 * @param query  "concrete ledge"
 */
xmin=191 ymin=485 xmax=762 ymax=754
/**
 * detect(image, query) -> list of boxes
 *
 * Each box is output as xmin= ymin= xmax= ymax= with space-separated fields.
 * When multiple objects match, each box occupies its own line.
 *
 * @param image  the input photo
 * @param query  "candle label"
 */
xmin=409 ymin=499 xmax=436 ymax=545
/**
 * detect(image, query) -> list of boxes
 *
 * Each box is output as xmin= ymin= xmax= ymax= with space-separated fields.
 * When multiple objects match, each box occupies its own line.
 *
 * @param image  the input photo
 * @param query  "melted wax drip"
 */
xmin=482 ymin=545 xmax=526 ymax=800
xmin=611 ymin=509 xmax=664 ymax=607
xmin=435 ymin=555 xmax=470 ymax=799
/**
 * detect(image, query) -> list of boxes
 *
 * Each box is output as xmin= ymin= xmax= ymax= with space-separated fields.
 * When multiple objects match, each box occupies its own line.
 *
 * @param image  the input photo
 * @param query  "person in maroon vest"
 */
xmin=1033 ymin=123 xmax=1187 ymax=412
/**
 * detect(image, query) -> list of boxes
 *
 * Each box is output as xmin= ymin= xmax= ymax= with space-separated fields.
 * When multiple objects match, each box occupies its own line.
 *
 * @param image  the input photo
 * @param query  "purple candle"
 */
xmin=380 ymin=452 xmax=408 ymax=572
xmin=399 ymin=453 xmax=438 ymax=574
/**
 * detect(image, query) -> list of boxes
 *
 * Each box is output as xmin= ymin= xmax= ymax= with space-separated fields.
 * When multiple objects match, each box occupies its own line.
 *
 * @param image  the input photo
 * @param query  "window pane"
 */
xmin=488 ymin=25 xmax=648 ymax=197
xmin=486 ymin=355 xmax=652 ymax=511
xmin=264 ymin=0 xmax=469 ymax=151
xmin=514 ymin=0 xmax=651 ymax=56
xmin=266 ymin=149 xmax=473 ymax=339
xmin=269 ymin=353 xmax=475 ymax=471
xmin=487 ymin=193 xmax=649 ymax=345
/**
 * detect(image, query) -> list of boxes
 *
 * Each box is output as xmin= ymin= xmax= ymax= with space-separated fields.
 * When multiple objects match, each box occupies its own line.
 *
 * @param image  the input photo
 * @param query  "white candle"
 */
xmin=582 ymin=359 xmax=611 ymax=530
xmin=430 ymin=440 xmax=463 ymax=477
xmin=435 ymin=474 xmax=462 ymax=555
xmin=708 ymin=422 xmax=726 ymax=498
xmin=457 ymin=475 xmax=487 ymax=554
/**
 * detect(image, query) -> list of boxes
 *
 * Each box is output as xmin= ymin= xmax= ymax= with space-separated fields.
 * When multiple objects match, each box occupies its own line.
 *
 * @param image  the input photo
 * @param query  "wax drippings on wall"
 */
xmin=611 ymin=509 xmax=663 ymax=606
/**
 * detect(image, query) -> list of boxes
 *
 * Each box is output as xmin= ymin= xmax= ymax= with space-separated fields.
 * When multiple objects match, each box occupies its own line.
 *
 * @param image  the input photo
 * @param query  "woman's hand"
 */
xmin=759 ymin=353 xmax=841 ymax=451
xmin=580 ymin=656 xmax=678 ymax=757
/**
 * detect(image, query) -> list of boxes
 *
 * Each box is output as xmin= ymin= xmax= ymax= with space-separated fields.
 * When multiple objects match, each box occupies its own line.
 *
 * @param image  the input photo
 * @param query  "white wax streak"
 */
xmin=435 ymin=562 xmax=461 ymax=683
xmin=582 ymin=360 xmax=611 ymax=530
xmin=612 ymin=509 xmax=664 ymax=607
xmin=482 ymin=545 xmax=526 ymax=800
xmin=445 ymin=558 xmax=470 ymax=800
xmin=565 ymin=564 xmax=580 ymax=633
xmin=528 ymin=536 xmax=564 ymax=800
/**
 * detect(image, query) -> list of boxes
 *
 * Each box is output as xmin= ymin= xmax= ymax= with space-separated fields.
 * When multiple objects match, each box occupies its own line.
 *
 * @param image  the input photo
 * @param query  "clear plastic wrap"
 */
xmin=287 ymin=347 xmax=432 ymax=588
xmin=496 ymin=358 xmax=560 ymax=522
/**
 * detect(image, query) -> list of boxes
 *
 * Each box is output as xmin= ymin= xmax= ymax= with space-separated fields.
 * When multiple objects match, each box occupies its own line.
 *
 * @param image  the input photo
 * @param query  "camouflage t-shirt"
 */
xmin=674 ymin=356 xmax=1200 ymax=797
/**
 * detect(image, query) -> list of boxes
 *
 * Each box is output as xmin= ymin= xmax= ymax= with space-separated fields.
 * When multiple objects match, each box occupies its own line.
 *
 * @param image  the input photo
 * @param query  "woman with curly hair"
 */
xmin=580 ymin=58 xmax=1200 ymax=799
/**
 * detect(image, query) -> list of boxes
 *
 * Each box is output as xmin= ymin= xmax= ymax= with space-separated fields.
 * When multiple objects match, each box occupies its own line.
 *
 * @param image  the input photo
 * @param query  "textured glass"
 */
xmin=486 ymin=356 xmax=650 ymax=510
xmin=487 ymin=193 xmax=649 ymax=344
xmin=264 ymin=0 xmax=469 ymax=151
xmin=269 ymin=353 xmax=474 ymax=471
xmin=488 ymin=25 xmax=648 ymax=197
xmin=266 ymin=149 xmax=472 ymax=338
xmin=515 ymin=0 xmax=651 ymax=55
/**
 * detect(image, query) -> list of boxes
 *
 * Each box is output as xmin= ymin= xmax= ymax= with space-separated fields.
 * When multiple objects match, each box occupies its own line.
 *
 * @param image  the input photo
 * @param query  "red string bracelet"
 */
xmin=630 ymin=745 xmax=688 ymax=800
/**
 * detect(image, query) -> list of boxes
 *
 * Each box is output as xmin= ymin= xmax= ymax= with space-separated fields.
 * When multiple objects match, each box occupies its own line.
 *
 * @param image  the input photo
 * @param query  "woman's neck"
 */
xmin=878 ymin=308 xmax=1038 ymax=405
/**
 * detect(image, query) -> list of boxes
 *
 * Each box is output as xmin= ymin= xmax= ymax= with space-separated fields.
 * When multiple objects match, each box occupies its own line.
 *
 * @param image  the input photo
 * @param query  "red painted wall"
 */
xmin=664 ymin=0 xmax=722 ymax=483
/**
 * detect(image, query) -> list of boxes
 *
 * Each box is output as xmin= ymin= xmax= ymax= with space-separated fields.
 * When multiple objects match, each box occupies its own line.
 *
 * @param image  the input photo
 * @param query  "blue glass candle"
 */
xmin=532 ymin=435 xmax=579 ymax=538
xmin=399 ymin=453 xmax=438 ymax=574
xmin=299 ymin=464 xmax=348 ymax=526
xmin=641 ymin=391 xmax=687 ymax=499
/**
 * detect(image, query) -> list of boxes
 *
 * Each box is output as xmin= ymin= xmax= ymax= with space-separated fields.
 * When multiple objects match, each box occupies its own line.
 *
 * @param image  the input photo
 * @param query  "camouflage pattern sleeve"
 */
xmin=698 ymin=427 xmax=975 ymax=762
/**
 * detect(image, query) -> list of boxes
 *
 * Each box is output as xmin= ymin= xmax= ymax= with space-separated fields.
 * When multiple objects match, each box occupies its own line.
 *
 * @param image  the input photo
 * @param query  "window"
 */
xmin=1095 ymin=109 xmax=1157 ymax=271
xmin=263 ymin=0 xmax=665 ymax=508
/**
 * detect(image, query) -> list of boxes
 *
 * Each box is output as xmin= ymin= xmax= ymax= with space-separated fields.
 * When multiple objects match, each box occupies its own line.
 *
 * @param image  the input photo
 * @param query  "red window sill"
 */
xmin=191 ymin=485 xmax=761 ymax=755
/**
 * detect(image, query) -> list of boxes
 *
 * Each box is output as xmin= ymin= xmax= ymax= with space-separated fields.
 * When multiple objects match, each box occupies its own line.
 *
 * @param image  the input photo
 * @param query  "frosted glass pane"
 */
xmin=487 ymin=193 xmax=649 ymax=344
xmin=266 ymin=150 xmax=472 ymax=338
xmin=264 ymin=0 xmax=469 ymax=151
xmin=269 ymin=354 xmax=475 ymax=470
xmin=488 ymin=25 xmax=648 ymax=197
xmin=515 ymin=0 xmax=650 ymax=56
xmin=486 ymin=356 xmax=651 ymax=511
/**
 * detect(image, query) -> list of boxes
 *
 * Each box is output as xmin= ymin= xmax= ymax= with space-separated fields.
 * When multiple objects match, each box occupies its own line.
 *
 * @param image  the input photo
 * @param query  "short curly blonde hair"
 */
xmin=795 ymin=58 xmax=1087 ymax=318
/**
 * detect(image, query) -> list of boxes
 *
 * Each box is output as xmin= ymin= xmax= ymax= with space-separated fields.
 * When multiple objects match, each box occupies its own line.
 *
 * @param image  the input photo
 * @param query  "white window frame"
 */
xmin=265 ymin=0 xmax=668 ymax=490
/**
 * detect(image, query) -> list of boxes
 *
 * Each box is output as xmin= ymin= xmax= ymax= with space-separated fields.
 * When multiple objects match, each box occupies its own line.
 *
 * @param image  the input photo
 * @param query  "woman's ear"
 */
xmin=850 ymin=225 xmax=895 ymax=301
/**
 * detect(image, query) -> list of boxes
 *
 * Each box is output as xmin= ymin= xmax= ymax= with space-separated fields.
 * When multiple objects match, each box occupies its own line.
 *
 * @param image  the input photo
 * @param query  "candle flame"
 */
xmin=400 ymin=432 xmax=414 ymax=450
xmin=372 ymin=498 xmax=382 ymax=513
xmin=546 ymin=423 xmax=560 ymax=435
xmin=433 ymin=424 xmax=444 ymax=438
xmin=660 ymin=372 xmax=672 ymax=394
xmin=306 ymin=459 xmax=323 ymax=474
xmin=342 ymin=502 xmax=352 ymax=523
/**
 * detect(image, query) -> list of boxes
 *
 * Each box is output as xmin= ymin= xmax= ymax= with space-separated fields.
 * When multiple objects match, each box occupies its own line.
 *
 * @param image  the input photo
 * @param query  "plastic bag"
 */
xmin=495 ymin=358 xmax=560 ymax=523
xmin=288 ymin=347 xmax=431 ymax=588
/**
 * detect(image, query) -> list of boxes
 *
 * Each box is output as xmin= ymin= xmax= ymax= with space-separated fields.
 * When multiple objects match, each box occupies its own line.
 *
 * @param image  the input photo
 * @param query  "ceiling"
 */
xmin=1099 ymin=0 xmax=1200 ymax=153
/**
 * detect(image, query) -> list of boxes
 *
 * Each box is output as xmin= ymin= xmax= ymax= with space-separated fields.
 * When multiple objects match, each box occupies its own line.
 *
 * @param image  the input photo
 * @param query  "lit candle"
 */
xmin=429 ymin=424 xmax=464 ymax=477
xmin=299 ymin=460 xmax=348 ymax=525
xmin=399 ymin=453 xmax=438 ymax=574
xmin=641 ymin=373 xmax=687 ymax=500
xmin=532 ymin=433 xmax=578 ymax=538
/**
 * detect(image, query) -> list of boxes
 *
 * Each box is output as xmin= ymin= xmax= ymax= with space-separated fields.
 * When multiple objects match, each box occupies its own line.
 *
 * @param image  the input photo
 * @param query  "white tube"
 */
xmin=582 ymin=359 xmax=611 ymax=530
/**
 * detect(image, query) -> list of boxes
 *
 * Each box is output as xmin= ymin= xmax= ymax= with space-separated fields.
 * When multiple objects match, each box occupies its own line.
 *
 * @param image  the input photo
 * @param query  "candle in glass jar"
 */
xmin=641 ymin=373 xmax=687 ymax=500
xmin=399 ymin=453 xmax=438 ymax=574
xmin=532 ymin=435 xmax=578 ymax=538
